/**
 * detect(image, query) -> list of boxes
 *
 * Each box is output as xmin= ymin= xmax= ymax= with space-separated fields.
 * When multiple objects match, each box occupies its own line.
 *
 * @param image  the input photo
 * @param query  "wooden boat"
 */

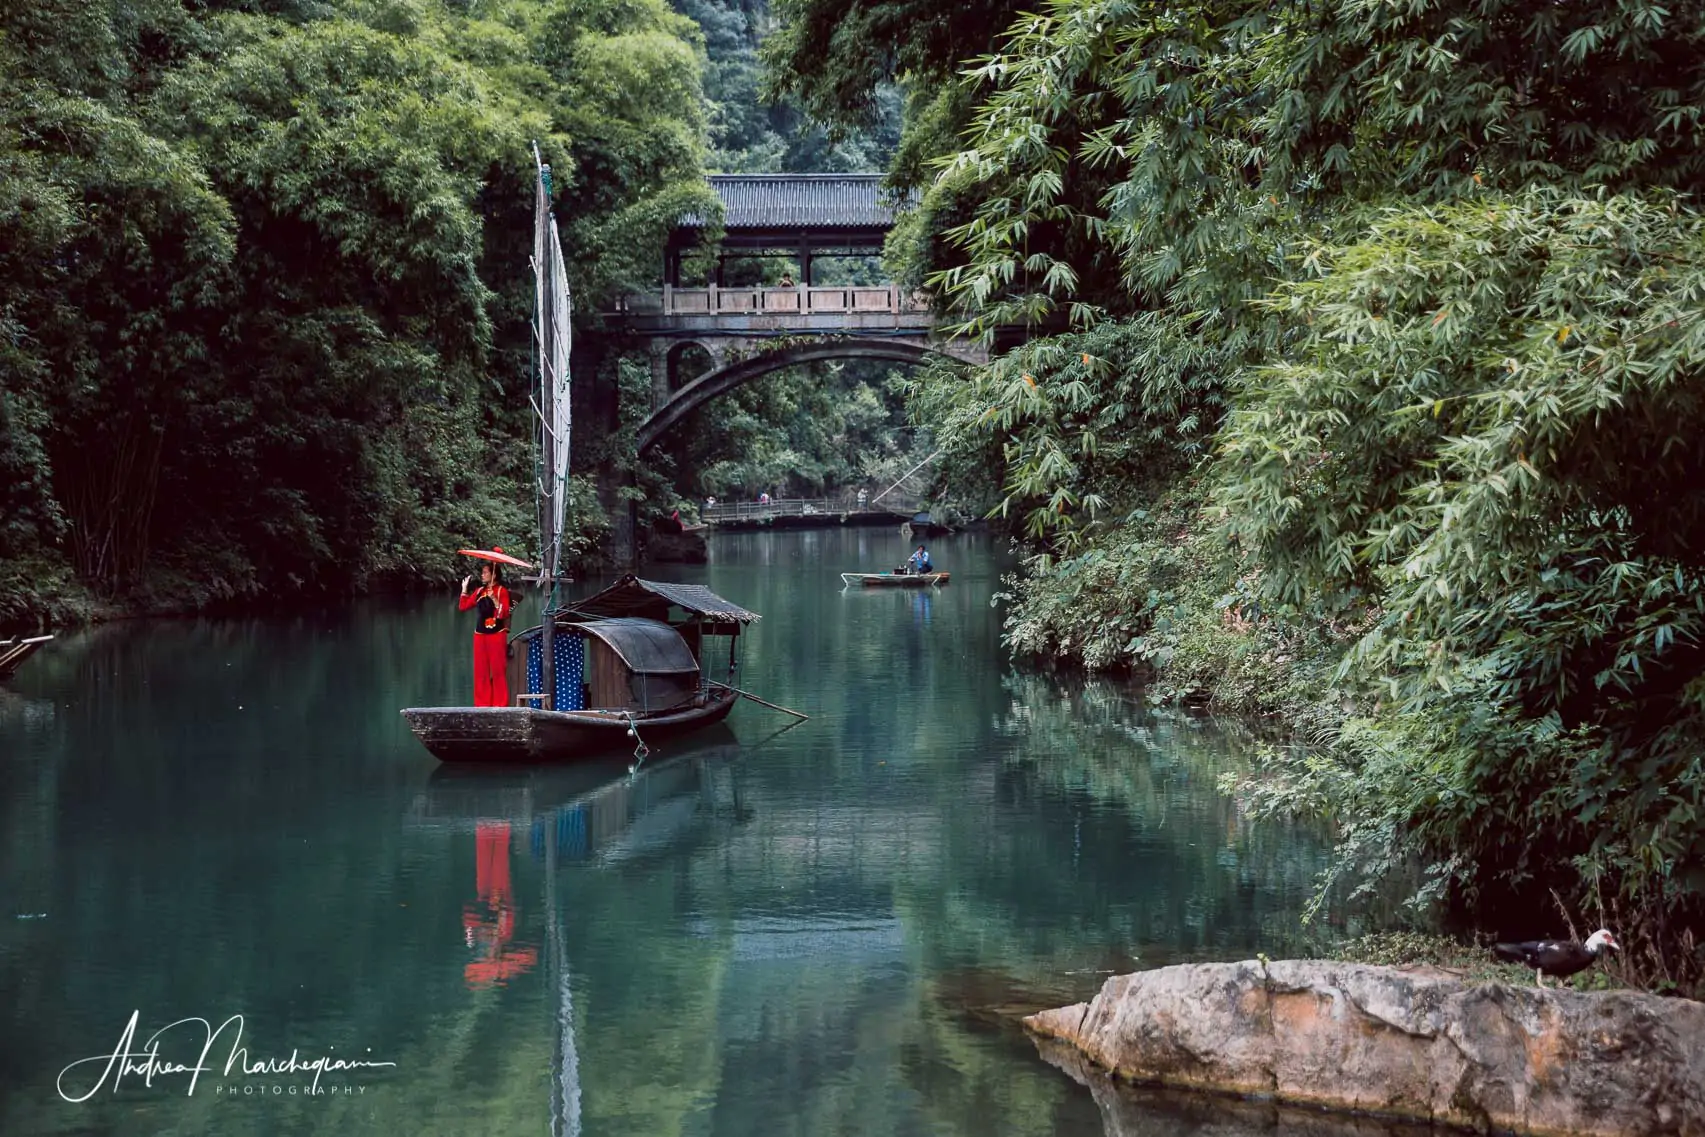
xmin=0 ymin=635 xmax=52 ymax=680
xmin=839 ymin=571 xmax=950 ymax=588
xmin=403 ymin=575 xmax=760 ymax=764
xmin=402 ymin=694 xmax=736 ymax=764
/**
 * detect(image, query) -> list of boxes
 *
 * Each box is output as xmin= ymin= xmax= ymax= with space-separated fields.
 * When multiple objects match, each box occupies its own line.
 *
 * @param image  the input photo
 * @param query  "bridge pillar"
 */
xmin=596 ymin=466 xmax=638 ymax=570
xmin=647 ymin=340 xmax=670 ymax=413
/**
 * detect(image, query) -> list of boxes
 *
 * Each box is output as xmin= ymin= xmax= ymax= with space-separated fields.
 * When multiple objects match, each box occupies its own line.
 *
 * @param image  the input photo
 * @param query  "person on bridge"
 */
xmin=459 ymin=561 xmax=512 ymax=707
xmin=759 ymin=491 xmax=771 ymax=504
xmin=778 ymin=272 xmax=795 ymax=288
xmin=906 ymin=545 xmax=933 ymax=574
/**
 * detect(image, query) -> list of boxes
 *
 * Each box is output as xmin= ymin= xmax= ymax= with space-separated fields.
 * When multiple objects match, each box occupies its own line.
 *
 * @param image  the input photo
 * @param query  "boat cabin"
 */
xmin=505 ymin=576 xmax=759 ymax=713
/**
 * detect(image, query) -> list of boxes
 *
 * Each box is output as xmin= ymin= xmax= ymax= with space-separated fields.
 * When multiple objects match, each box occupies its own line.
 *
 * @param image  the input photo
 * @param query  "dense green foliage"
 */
xmin=0 ymin=0 xmax=712 ymax=621
xmin=673 ymin=0 xmax=898 ymax=172
xmin=1 ymin=0 xmax=930 ymax=623
xmin=804 ymin=0 xmax=1705 ymax=984
xmin=761 ymin=0 xmax=1021 ymax=136
xmin=909 ymin=317 xmax=1227 ymax=544
xmin=1221 ymin=191 xmax=1705 ymax=979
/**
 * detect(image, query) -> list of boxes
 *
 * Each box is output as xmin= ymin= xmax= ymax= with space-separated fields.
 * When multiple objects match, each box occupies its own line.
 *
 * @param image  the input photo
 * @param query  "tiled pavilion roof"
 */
xmin=681 ymin=175 xmax=905 ymax=231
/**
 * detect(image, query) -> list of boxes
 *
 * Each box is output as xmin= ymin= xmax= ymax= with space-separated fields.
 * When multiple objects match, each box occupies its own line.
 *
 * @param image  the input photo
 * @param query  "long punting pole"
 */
xmin=535 ymin=143 xmax=557 ymax=709
xmin=870 ymin=448 xmax=943 ymax=505
xmin=706 ymin=680 xmax=810 ymax=720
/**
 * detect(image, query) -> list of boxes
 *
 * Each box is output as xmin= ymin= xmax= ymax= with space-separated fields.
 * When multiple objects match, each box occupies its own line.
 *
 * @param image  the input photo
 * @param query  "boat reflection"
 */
xmin=406 ymin=726 xmax=749 ymax=996
xmin=406 ymin=725 xmax=748 ymax=858
xmin=400 ymin=726 xmax=751 ymax=1135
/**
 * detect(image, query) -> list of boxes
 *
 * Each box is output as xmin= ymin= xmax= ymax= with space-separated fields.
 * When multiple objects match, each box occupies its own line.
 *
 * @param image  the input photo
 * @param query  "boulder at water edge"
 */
xmin=642 ymin=529 xmax=708 ymax=564
xmin=1024 ymin=960 xmax=1705 ymax=1136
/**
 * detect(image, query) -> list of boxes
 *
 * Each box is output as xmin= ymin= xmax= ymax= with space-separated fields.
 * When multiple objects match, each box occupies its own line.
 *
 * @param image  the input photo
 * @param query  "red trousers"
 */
xmin=472 ymin=633 xmax=510 ymax=707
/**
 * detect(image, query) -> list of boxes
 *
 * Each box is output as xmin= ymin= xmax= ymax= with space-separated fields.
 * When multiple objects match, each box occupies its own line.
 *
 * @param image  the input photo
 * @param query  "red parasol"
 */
xmin=458 ymin=547 xmax=535 ymax=570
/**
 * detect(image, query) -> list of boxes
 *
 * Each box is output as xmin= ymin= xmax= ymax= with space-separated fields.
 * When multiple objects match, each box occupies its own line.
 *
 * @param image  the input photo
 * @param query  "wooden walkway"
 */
xmin=700 ymin=496 xmax=929 ymax=527
xmin=0 ymin=635 xmax=52 ymax=680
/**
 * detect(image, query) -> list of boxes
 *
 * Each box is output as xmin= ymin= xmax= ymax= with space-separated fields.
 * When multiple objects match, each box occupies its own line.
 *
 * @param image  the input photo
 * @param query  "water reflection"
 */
xmin=462 ymin=823 xmax=537 ymax=988
xmin=416 ymin=742 xmax=748 ymax=1137
xmin=0 ymin=529 xmax=1358 ymax=1137
xmin=912 ymin=589 xmax=933 ymax=627
xmin=1036 ymin=1036 xmax=1439 ymax=1137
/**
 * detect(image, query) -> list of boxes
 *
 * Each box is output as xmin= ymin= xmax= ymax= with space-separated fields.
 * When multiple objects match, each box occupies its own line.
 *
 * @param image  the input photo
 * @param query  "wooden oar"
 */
xmin=708 ymin=681 xmax=810 ymax=720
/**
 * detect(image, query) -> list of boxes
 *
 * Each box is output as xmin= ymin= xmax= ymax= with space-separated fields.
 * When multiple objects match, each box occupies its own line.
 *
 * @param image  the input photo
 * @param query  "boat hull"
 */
xmin=401 ymin=689 xmax=737 ymax=764
xmin=840 ymin=572 xmax=950 ymax=588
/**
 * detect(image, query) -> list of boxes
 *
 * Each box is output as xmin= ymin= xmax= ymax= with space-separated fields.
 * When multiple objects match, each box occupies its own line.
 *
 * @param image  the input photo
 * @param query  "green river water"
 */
xmin=0 ymin=528 xmax=1410 ymax=1137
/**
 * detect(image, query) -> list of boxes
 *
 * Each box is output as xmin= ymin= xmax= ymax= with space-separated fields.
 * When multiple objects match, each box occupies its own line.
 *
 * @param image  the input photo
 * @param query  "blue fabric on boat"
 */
xmin=525 ymin=633 xmax=587 ymax=710
xmin=559 ymin=636 xmax=584 ymax=710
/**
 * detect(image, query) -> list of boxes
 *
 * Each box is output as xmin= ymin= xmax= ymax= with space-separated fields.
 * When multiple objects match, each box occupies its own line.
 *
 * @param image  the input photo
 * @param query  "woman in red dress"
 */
xmin=458 ymin=561 xmax=512 ymax=707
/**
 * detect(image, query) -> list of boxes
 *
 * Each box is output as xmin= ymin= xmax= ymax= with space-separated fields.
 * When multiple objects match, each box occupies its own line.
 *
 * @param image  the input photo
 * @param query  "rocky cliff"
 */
xmin=1025 ymin=960 xmax=1705 ymax=1136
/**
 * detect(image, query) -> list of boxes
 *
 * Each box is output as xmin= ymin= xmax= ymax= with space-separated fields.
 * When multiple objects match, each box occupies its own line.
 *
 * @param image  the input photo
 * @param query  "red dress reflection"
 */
xmin=462 ymin=822 xmax=538 ymax=988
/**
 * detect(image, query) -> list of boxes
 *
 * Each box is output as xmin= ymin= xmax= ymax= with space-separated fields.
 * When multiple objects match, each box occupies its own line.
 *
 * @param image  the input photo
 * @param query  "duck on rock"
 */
xmin=1493 ymin=929 xmax=1619 ymax=988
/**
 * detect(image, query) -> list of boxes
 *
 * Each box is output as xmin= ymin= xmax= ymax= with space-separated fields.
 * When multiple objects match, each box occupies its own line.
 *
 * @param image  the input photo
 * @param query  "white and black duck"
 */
xmin=1493 ymin=929 xmax=1619 ymax=987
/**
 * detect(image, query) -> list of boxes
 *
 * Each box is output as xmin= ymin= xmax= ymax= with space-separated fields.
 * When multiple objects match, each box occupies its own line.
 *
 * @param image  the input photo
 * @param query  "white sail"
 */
xmin=532 ymin=146 xmax=572 ymax=580
xmin=546 ymin=218 xmax=572 ymax=567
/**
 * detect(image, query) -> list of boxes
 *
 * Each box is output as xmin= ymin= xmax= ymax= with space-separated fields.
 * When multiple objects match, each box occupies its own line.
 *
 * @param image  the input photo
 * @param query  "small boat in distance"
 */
xmin=840 ymin=571 xmax=951 ymax=588
xmin=403 ymin=576 xmax=759 ymax=763
xmin=0 ymin=635 xmax=52 ymax=681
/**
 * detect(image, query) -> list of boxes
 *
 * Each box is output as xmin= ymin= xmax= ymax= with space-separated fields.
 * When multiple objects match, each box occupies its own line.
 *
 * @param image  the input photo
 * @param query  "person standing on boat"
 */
xmin=459 ymin=561 xmax=512 ymax=707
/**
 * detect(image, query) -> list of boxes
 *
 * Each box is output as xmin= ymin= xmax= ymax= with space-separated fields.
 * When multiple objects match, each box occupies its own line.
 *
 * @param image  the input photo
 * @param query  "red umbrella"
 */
xmin=458 ymin=547 xmax=535 ymax=570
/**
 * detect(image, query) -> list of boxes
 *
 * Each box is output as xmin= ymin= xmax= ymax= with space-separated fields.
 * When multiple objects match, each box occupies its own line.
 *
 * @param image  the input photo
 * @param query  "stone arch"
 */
xmin=664 ymin=340 xmax=717 ymax=391
xmin=636 ymin=339 xmax=966 ymax=454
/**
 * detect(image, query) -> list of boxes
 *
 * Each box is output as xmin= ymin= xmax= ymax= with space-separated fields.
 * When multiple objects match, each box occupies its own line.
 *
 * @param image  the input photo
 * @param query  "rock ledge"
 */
xmin=1024 ymin=960 xmax=1705 ymax=1136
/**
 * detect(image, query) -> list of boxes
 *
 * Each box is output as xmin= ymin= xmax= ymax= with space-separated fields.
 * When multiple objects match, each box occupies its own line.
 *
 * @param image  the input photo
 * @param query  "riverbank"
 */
xmin=0 ymin=555 xmax=596 ymax=636
xmin=7 ymin=515 xmax=984 ymax=634
xmin=989 ymin=475 xmax=1705 ymax=1000
xmin=995 ymin=476 xmax=1353 ymax=725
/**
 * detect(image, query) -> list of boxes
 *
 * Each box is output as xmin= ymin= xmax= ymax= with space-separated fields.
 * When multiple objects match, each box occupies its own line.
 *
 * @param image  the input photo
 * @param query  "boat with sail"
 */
xmin=401 ymin=148 xmax=763 ymax=764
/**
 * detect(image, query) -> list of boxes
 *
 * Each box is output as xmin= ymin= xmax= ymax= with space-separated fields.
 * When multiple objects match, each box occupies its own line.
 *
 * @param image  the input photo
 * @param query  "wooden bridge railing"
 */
xmin=700 ymin=494 xmax=926 ymax=523
xmin=616 ymin=285 xmax=928 ymax=317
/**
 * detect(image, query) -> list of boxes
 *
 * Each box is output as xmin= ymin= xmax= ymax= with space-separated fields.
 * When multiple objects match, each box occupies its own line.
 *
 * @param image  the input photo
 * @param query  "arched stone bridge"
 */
xmin=635 ymin=333 xmax=984 ymax=454
xmin=609 ymin=175 xmax=988 ymax=452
